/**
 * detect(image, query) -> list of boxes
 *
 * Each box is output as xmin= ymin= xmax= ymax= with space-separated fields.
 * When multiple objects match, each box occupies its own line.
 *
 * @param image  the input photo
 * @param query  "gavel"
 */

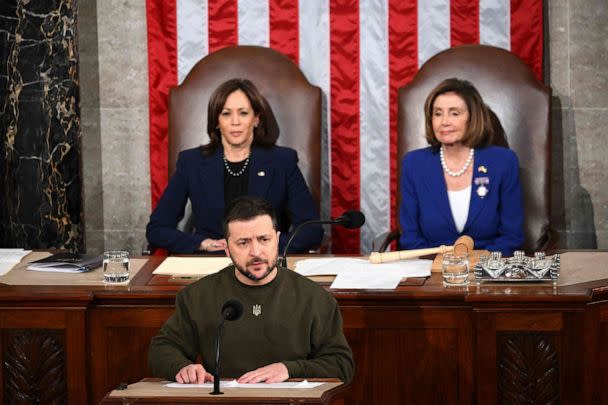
xmin=369 ymin=235 xmax=474 ymax=264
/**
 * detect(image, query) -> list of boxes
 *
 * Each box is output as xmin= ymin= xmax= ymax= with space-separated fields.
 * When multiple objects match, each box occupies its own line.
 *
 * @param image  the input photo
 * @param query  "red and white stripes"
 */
xmin=147 ymin=0 xmax=543 ymax=253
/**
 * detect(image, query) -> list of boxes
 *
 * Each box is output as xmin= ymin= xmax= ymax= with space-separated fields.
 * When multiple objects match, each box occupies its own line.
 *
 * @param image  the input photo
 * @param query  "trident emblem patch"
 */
xmin=252 ymin=304 xmax=262 ymax=317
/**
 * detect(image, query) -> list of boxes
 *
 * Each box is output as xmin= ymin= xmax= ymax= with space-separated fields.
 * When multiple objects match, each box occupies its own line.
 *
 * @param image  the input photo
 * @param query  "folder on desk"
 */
xmin=152 ymin=257 xmax=233 ymax=276
xmin=27 ymin=253 xmax=102 ymax=273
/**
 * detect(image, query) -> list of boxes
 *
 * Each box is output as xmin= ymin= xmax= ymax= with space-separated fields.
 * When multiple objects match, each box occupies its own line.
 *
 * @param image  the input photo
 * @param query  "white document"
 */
xmin=330 ymin=270 xmax=406 ymax=289
xmin=165 ymin=379 xmax=323 ymax=389
xmin=0 ymin=249 xmax=32 ymax=276
xmin=152 ymin=257 xmax=233 ymax=276
xmin=295 ymin=257 xmax=431 ymax=277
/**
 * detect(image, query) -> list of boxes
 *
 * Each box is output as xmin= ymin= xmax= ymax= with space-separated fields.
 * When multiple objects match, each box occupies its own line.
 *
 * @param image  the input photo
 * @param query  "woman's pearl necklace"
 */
xmin=440 ymin=146 xmax=474 ymax=177
xmin=223 ymin=153 xmax=250 ymax=177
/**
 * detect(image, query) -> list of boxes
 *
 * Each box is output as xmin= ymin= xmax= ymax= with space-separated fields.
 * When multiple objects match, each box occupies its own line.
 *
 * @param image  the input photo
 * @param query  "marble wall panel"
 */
xmin=572 ymin=109 xmax=608 ymax=248
xmin=78 ymin=0 xmax=103 ymax=253
xmin=103 ymin=230 xmax=145 ymax=253
xmin=95 ymin=0 xmax=150 ymax=254
xmin=97 ymin=0 xmax=148 ymax=109
xmin=547 ymin=0 xmax=569 ymax=102
xmin=0 ymin=3 xmax=19 ymax=245
xmin=570 ymin=0 xmax=608 ymax=108
xmin=100 ymin=107 xmax=149 ymax=230
xmin=0 ymin=0 xmax=83 ymax=251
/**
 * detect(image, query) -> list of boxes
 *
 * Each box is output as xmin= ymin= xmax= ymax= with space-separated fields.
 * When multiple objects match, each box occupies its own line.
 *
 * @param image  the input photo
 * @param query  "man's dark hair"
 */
xmin=223 ymin=196 xmax=278 ymax=238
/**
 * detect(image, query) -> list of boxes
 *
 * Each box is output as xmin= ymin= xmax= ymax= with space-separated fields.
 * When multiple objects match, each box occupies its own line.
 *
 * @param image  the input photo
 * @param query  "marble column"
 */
xmin=0 ymin=0 xmax=83 ymax=251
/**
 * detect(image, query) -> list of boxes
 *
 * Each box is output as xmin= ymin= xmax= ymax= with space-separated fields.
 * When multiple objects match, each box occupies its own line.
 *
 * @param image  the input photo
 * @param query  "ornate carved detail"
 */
xmin=497 ymin=332 xmax=559 ymax=404
xmin=3 ymin=329 xmax=67 ymax=404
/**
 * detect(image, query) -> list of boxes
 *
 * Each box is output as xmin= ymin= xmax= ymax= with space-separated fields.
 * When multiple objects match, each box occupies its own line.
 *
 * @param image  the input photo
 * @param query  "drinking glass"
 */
xmin=442 ymin=252 xmax=469 ymax=286
xmin=103 ymin=251 xmax=130 ymax=283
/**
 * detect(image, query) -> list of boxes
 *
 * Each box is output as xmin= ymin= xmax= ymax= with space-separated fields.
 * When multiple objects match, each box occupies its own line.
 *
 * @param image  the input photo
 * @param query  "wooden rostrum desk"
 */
xmin=0 ymin=252 xmax=607 ymax=404
xmin=100 ymin=378 xmax=348 ymax=404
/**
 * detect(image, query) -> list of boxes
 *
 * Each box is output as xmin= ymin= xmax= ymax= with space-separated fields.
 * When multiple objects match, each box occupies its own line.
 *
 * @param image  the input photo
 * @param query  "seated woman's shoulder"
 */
xmin=403 ymin=146 xmax=434 ymax=162
xmin=259 ymin=145 xmax=298 ymax=162
xmin=179 ymin=147 xmax=207 ymax=160
xmin=268 ymin=144 xmax=296 ymax=156
xmin=480 ymin=145 xmax=519 ymax=160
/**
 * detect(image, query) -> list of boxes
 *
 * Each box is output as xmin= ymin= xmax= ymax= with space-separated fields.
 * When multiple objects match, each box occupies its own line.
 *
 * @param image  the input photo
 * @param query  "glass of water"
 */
xmin=103 ymin=251 xmax=130 ymax=283
xmin=442 ymin=252 xmax=469 ymax=286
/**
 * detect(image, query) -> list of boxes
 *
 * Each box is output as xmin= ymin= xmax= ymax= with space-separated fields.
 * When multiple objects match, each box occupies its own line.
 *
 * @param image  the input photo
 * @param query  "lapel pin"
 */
xmin=257 ymin=171 xmax=265 ymax=177
xmin=478 ymin=165 xmax=487 ymax=173
xmin=474 ymin=177 xmax=490 ymax=198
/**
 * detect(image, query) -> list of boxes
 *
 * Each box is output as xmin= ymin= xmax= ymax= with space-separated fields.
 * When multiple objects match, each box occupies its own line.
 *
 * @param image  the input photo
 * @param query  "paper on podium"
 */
xmin=330 ymin=271 xmax=405 ymax=289
xmin=295 ymin=257 xmax=431 ymax=276
xmin=0 ymin=249 xmax=32 ymax=276
xmin=152 ymin=257 xmax=233 ymax=276
xmin=295 ymin=257 xmax=431 ymax=290
xmin=165 ymin=379 xmax=323 ymax=389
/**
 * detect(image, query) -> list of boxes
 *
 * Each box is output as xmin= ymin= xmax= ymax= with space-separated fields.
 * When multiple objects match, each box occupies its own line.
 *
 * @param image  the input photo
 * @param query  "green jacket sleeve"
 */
xmin=148 ymin=290 xmax=200 ymax=380
xmin=282 ymin=298 xmax=355 ymax=383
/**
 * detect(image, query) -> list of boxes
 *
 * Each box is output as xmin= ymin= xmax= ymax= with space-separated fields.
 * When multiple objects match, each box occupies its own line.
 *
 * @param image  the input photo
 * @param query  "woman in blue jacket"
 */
xmin=147 ymin=78 xmax=323 ymax=254
xmin=399 ymin=78 xmax=523 ymax=256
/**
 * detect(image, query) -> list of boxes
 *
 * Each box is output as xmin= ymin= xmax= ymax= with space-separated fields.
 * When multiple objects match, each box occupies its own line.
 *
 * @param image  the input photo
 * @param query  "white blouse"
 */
xmin=447 ymin=186 xmax=471 ymax=233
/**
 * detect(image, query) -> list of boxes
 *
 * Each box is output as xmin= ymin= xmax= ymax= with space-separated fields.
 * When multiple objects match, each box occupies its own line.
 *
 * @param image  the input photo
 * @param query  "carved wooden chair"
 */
xmin=375 ymin=45 xmax=553 ymax=253
xmin=167 ymin=45 xmax=322 ymax=236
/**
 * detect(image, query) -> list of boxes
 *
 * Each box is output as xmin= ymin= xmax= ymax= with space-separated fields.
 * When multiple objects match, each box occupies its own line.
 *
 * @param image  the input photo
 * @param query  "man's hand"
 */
xmin=237 ymin=362 xmax=289 ymax=384
xmin=176 ymin=364 xmax=214 ymax=384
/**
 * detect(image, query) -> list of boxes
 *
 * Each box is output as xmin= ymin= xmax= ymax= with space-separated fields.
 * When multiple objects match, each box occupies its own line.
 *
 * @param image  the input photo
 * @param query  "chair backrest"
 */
xmin=398 ymin=45 xmax=552 ymax=251
xmin=168 ymin=45 xmax=322 ymax=206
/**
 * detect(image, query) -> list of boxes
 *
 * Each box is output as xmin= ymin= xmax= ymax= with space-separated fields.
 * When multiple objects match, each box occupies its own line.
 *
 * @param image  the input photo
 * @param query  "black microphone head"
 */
xmin=338 ymin=210 xmax=366 ymax=229
xmin=221 ymin=299 xmax=243 ymax=321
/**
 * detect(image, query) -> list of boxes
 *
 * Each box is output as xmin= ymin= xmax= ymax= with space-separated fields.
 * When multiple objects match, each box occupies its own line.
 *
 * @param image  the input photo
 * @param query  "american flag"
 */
xmin=146 ymin=0 xmax=543 ymax=253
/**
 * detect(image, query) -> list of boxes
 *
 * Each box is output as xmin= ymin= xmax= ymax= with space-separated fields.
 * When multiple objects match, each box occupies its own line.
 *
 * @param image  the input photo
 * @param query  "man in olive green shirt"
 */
xmin=148 ymin=196 xmax=354 ymax=384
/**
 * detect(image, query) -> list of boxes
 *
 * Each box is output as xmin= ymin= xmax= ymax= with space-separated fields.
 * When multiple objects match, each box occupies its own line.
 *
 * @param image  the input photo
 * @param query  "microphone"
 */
xmin=278 ymin=210 xmax=366 ymax=267
xmin=334 ymin=210 xmax=366 ymax=229
xmin=211 ymin=299 xmax=243 ymax=395
xmin=221 ymin=299 xmax=243 ymax=321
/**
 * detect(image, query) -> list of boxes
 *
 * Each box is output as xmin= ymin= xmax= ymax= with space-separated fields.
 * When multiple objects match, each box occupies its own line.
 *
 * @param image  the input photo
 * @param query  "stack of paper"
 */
xmin=0 ymin=249 xmax=32 ymax=276
xmin=152 ymin=257 xmax=233 ymax=276
xmin=165 ymin=379 xmax=323 ymax=389
xmin=295 ymin=257 xmax=432 ymax=289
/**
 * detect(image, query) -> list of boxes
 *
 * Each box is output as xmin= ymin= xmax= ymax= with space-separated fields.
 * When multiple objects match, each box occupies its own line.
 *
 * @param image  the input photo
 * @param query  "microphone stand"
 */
xmin=211 ymin=320 xmax=225 ymax=395
xmin=278 ymin=219 xmax=338 ymax=268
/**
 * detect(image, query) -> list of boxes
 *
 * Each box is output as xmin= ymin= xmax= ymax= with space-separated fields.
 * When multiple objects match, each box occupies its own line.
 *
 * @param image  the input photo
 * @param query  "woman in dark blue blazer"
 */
xmin=147 ymin=79 xmax=323 ymax=254
xmin=399 ymin=78 xmax=524 ymax=256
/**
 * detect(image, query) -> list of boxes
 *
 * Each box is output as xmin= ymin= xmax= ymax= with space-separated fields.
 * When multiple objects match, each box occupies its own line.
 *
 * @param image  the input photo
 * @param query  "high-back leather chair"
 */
xmin=167 ymin=45 xmax=322 ymax=231
xmin=386 ymin=45 xmax=552 ymax=252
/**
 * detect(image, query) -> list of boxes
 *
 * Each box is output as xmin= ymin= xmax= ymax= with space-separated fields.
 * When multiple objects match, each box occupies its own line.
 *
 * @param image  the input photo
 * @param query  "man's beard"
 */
xmin=232 ymin=255 xmax=277 ymax=282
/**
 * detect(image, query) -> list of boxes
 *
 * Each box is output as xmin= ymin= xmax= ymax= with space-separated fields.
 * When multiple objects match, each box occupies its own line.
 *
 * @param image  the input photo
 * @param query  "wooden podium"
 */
xmin=101 ymin=379 xmax=347 ymax=404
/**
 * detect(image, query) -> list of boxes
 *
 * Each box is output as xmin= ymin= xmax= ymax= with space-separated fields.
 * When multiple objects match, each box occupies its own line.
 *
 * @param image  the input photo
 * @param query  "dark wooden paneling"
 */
xmin=0 ymin=308 xmax=87 ymax=405
xmin=3 ymin=329 xmax=66 ymax=405
xmin=594 ymin=304 xmax=608 ymax=404
xmin=342 ymin=306 xmax=473 ymax=405
xmin=497 ymin=332 xmax=559 ymax=404
xmin=88 ymin=307 xmax=174 ymax=403
xmin=0 ymin=259 xmax=606 ymax=405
